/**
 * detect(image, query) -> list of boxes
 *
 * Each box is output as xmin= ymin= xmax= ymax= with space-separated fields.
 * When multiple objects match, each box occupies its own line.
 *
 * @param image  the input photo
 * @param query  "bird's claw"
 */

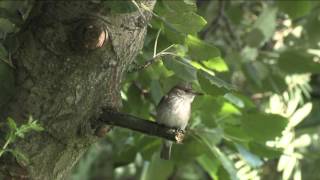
xmin=175 ymin=128 xmax=185 ymax=134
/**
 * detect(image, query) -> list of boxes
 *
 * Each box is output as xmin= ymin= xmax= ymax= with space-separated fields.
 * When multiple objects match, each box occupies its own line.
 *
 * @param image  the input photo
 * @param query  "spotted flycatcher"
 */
xmin=156 ymin=83 xmax=200 ymax=160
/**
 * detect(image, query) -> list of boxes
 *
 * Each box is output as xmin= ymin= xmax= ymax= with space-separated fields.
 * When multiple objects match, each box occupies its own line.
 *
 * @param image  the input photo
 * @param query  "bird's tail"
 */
xmin=160 ymin=140 xmax=172 ymax=160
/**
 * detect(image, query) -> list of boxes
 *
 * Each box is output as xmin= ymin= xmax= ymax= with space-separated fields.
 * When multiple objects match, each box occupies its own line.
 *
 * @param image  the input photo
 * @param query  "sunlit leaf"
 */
xmin=203 ymin=57 xmax=229 ymax=72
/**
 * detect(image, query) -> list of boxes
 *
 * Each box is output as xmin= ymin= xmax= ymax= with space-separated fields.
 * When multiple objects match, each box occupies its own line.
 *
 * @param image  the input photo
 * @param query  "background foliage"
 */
xmin=1 ymin=0 xmax=320 ymax=180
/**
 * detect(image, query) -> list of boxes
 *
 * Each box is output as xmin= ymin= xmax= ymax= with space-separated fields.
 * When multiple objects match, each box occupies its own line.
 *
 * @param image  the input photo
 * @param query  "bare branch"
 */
xmin=99 ymin=111 xmax=185 ymax=143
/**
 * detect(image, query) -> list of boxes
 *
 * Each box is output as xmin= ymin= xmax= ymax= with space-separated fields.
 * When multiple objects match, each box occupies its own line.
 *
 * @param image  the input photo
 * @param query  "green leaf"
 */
xmin=246 ymin=7 xmax=277 ymax=47
xmin=0 ymin=17 xmax=15 ymax=33
xmin=163 ymin=25 xmax=186 ymax=44
xmin=192 ymin=133 xmax=239 ymax=180
xmin=226 ymin=3 xmax=244 ymax=25
xmin=29 ymin=121 xmax=44 ymax=132
xmin=243 ymin=61 xmax=269 ymax=88
xmin=186 ymin=35 xmax=220 ymax=61
xmin=245 ymin=29 xmax=265 ymax=47
xmin=261 ymin=74 xmax=287 ymax=93
xmin=277 ymin=1 xmax=311 ymax=19
xmin=192 ymin=95 xmax=218 ymax=127
xmin=156 ymin=0 xmax=206 ymax=34
xmin=224 ymin=93 xmax=245 ymax=109
xmin=202 ymin=57 xmax=229 ymax=72
xmin=162 ymin=0 xmax=197 ymax=13
xmin=104 ymin=1 xmax=137 ymax=13
xmin=163 ymin=56 xmax=197 ymax=81
xmin=163 ymin=12 xmax=207 ymax=34
xmin=248 ymin=142 xmax=282 ymax=159
xmin=171 ymin=133 xmax=208 ymax=162
xmin=141 ymin=153 xmax=174 ymax=180
xmin=197 ymin=154 xmax=220 ymax=180
xmin=7 ymin=117 xmax=17 ymax=131
xmin=197 ymin=70 xmax=234 ymax=96
xmin=241 ymin=113 xmax=288 ymax=142
xmin=159 ymin=75 xmax=183 ymax=93
xmin=306 ymin=10 xmax=320 ymax=44
xmin=136 ymin=136 xmax=161 ymax=160
xmin=278 ymin=50 xmax=320 ymax=74
xmin=0 ymin=43 xmax=8 ymax=61
xmin=7 ymin=149 xmax=29 ymax=164
xmin=223 ymin=125 xmax=252 ymax=142
xmin=219 ymin=102 xmax=241 ymax=117
xmin=150 ymin=80 xmax=163 ymax=105
xmin=0 ymin=56 xmax=15 ymax=109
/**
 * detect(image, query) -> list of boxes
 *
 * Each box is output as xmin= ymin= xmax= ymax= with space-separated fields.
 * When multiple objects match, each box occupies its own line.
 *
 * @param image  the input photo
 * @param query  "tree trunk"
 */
xmin=0 ymin=1 xmax=156 ymax=179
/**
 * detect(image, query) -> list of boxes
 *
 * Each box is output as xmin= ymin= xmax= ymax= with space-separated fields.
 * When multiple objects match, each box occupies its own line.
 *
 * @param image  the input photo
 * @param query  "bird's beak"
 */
xmin=190 ymin=90 xmax=204 ymax=96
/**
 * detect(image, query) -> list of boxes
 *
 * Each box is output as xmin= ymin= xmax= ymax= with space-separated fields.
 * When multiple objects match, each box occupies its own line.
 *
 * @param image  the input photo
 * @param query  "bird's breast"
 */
xmin=157 ymin=98 xmax=191 ymax=129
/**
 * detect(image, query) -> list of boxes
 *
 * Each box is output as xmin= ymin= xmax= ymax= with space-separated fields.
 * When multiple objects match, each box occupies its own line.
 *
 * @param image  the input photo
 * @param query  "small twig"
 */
xmin=222 ymin=14 xmax=242 ymax=50
xmin=99 ymin=111 xmax=185 ymax=143
xmin=200 ymin=0 xmax=225 ymax=39
xmin=128 ymin=45 xmax=176 ymax=73
xmin=153 ymin=28 xmax=162 ymax=57
xmin=0 ymin=137 xmax=12 ymax=157
xmin=128 ymin=53 xmax=164 ymax=73
xmin=131 ymin=0 xmax=146 ymax=21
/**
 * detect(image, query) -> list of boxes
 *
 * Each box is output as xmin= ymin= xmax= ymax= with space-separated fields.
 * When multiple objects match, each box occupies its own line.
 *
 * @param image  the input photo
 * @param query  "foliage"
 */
xmin=0 ymin=0 xmax=320 ymax=180
xmin=105 ymin=0 xmax=320 ymax=180
xmin=0 ymin=116 xmax=44 ymax=163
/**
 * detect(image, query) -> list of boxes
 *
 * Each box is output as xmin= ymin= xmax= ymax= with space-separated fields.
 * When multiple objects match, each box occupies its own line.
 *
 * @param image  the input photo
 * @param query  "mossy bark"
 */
xmin=0 ymin=1 xmax=156 ymax=179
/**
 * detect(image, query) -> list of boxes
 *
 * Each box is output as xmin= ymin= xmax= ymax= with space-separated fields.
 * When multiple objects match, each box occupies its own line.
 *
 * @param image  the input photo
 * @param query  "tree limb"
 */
xmin=99 ymin=111 xmax=185 ymax=143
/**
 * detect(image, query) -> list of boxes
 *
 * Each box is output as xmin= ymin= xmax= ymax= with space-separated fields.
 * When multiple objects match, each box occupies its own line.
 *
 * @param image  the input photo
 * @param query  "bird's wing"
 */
xmin=156 ymin=95 xmax=169 ymax=113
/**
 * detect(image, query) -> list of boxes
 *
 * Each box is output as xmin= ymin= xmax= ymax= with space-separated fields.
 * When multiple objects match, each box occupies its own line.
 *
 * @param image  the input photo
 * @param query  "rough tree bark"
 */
xmin=0 ymin=0 xmax=156 ymax=179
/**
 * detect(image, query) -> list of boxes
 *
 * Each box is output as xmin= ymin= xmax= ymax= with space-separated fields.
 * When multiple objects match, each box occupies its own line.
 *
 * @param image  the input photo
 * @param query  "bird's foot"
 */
xmin=175 ymin=128 xmax=185 ymax=134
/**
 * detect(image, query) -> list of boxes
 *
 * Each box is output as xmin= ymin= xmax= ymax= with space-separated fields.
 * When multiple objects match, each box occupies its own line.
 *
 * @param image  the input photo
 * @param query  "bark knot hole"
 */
xmin=72 ymin=20 xmax=108 ymax=51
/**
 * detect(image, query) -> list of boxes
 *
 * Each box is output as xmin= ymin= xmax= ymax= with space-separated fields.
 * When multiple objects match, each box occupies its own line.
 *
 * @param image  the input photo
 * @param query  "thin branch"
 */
xmin=200 ymin=0 xmax=225 ymax=39
xmin=128 ymin=45 xmax=176 ymax=73
xmin=222 ymin=14 xmax=242 ymax=50
xmin=99 ymin=111 xmax=185 ymax=143
xmin=128 ymin=53 xmax=164 ymax=73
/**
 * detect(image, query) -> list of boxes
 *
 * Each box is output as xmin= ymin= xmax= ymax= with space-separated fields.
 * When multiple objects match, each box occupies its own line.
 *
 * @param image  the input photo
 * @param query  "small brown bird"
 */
xmin=156 ymin=83 xmax=200 ymax=160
